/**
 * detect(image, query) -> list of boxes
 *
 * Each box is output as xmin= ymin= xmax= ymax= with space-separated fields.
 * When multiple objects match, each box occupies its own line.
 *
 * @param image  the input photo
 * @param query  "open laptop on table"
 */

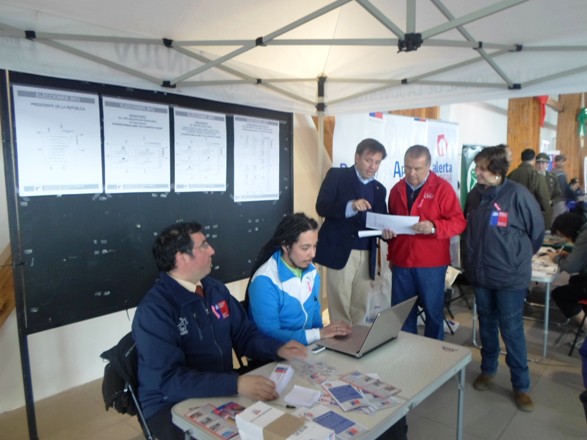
xmin=317 ymin=296 xmax=417 ymax=358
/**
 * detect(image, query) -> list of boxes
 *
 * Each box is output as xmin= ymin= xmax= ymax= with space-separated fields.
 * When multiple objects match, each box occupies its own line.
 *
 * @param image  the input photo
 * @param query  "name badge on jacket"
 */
xmin=211 ymin=300 xmax=230 ymax=320
xmin=490 ymin=211 xmax=509 ymax=227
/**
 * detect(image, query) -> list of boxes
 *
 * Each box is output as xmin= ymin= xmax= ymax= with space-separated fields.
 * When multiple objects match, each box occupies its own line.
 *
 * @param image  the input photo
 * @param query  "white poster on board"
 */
xmin=103 ymin=97 xmax=170 ymax=193
xmin=174 ymin=108 xmax=227 ymax=192
xmin=12 ymin=85 xmax=102 ymax=196
xmin=233 ymin=116 xmax=280 ymax=202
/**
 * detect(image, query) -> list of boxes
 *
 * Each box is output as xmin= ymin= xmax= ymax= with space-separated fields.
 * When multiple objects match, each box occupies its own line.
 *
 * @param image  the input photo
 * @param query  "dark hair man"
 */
xmin=315 ymin=138 xmax=389 ymax=325
xmin=133 ymin=221 xmax=307 ymax=439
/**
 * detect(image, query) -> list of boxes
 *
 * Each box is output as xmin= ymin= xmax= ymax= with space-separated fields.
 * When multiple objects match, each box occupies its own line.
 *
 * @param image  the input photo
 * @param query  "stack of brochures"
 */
xmin=322 ymin=371 xmax=401 ymax=415
xmin=269 ymin=363 xmax=294 ymax=394
xmin=236 ymin=401 xmax=334 ymax=440
xmin=294 ymin=404 xmax=368 ymax=440
xmin=179 ymin=401 xmax=245 ymax=440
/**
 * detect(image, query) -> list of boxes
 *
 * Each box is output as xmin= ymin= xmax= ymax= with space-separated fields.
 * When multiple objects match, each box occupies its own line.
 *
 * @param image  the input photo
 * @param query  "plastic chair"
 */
xmin=568 ymin=299 xmax=587 ymax=356
xmin=100 ymin=332 xmax=154 ymax=440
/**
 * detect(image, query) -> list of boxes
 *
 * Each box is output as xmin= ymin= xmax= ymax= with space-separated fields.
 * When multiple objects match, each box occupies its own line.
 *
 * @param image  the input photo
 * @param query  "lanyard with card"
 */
xmin=490 ymin=202 xmax=508 ymax=227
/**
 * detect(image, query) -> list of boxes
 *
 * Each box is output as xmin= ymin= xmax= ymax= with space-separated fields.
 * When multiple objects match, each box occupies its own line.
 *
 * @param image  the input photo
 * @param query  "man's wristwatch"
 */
xmin=430 ymin=225 xmax=436 ymax=235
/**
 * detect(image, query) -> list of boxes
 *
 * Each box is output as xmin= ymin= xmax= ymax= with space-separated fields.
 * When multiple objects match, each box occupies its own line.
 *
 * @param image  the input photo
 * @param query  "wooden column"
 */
xmin=557 ymin=93 xmax=585 ymax=186
xmin=390 ymin=107 xmax=440 ymax=120
xmin=0 ymin=246 xmax=14 ymax=328
xmin=507 ymin=97 xmax=541 ymax=168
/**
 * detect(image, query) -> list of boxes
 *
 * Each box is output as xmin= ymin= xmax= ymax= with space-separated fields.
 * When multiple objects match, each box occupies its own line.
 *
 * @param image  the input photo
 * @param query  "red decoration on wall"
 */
xmin=536 ymin=95 xmax=549 ymax=127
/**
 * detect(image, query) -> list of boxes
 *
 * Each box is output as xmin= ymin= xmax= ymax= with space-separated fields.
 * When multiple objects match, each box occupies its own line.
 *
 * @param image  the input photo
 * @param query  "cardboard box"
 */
xmin=236 ymin=402 xmax=334 ymax=440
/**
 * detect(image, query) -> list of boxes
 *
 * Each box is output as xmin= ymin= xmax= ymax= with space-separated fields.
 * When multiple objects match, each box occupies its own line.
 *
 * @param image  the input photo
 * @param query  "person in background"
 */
xmin=463 ymin=145 xmax=544 ymax=413
xmin=535 ymin=152 xmax=566 ymax=223
xmin=552 ymin=154 xmax=571 ymax=204
xmin=132 ymin=221 xmax=307 ymax=440
xmin=315 ymin=138 xmax=389 ymax=325
xmin=386 ymin=145 xmax=466 ymax=340
xmin=247 ymin=212 xmax=351 ymax=345
xmin=549 ymin=212 xmax=587 ymax=333
xmin=508 ymin=148 xmax=552 ymax=229
xmin=568 ymin=177 xmax=583 ymax=202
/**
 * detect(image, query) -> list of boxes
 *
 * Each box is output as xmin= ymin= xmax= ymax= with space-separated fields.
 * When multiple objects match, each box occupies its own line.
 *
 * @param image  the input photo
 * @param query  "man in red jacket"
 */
xmin=387 ymin=145 xmax=466 ymax=340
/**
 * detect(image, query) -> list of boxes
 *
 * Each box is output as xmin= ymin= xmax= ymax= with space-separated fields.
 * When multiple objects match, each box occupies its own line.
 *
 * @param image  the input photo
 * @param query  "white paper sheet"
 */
xmin=174 ymin=107 xmax=227 ymax=192
xmin=103 ymin=97 xmax=170 ymax=193
xmin=233 ymin=116 xmax=279 ymax=202
xmin=366 ymin=212 xmax=419 ymax=235
xmin=357 ymin=230 xmax=382 ymax=238
xmin=13 ymin=85 xmax=103 ymax=196
xmin=284 ymin=385 xmax=321 ymax=408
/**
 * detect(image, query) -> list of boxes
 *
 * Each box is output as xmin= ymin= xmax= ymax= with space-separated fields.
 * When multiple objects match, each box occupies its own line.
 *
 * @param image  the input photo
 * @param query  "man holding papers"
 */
xmin=386 ymin=145 xmax=466 ymax=340
xmin=315 ymin=138 xmax=389 ymax=325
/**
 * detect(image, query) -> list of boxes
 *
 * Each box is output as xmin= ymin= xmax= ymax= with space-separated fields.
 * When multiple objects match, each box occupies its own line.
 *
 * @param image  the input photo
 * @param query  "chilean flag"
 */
xmin=211 ymin=300 xmax=230 ymax=319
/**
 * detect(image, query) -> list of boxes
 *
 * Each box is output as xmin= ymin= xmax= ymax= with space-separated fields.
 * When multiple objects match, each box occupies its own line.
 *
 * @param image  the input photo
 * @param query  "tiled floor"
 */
xmin=1 ymin=287 xmax=585 ymax=439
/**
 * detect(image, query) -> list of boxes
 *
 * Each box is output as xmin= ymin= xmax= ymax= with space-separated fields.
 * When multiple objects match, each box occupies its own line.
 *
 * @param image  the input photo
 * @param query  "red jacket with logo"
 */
xmin=387 ymin=172 xmax=466 ymax=268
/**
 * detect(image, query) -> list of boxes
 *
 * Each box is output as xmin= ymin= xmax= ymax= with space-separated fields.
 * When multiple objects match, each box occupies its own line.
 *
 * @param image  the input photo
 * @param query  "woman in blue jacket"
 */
xmin=247 ymin=213 xmax=351 ymax=345
xmin=464 ymin=145 xmax=544 ymax=413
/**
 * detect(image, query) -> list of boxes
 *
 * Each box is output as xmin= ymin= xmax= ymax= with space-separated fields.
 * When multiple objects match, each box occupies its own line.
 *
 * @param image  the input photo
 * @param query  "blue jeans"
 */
xmin=474 ymin=286 xmax=530 ymax=392
xmin=392 ymin=266 xmax=447 ymax=340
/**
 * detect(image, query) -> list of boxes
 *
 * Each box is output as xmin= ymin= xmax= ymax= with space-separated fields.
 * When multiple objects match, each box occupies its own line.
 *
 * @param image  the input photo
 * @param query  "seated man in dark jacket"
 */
xmin=132 ymin=221 xmax=307 ymax=440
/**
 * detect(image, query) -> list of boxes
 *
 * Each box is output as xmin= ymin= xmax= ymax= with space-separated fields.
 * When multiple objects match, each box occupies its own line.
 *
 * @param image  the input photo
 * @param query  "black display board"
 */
xmin=1 ymin=71 xmax=293 ymax=334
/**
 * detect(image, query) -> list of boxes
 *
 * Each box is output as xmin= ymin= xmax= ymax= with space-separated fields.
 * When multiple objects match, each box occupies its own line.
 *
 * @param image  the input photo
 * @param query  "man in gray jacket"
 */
xmin=508 ymin=148 xmax=552 ymax=229
xmin=535 ymin=152 xmax=566 ymax=222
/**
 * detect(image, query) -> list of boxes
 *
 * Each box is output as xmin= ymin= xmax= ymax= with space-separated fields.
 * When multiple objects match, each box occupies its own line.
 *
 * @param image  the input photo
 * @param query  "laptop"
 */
xmin=317 ymin=296 xmax=417 ymax=358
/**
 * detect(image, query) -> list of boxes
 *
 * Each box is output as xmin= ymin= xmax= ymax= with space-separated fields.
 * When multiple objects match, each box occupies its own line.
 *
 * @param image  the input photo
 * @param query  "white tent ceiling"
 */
xmin=1 ymin=0 xmax=586 ymax=114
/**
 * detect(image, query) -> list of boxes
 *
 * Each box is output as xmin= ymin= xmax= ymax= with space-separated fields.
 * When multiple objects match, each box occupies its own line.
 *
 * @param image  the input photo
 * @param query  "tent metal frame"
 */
xmin=2 ymin=0 xmax=587 ymax=112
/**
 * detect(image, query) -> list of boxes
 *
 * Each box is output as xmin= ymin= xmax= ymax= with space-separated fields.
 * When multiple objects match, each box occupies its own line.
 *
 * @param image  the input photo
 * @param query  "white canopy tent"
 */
xmin=1 ymin=0 xmax=586 ymax=114
xmin=1 ymin=0 xmax=587 ymax=426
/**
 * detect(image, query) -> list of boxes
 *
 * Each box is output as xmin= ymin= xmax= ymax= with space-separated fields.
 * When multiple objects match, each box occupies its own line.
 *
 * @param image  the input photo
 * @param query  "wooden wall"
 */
xmin=507 ymin=97 xmax=541 ymax=169
xmin=390 ymin=107 xmax=440 ymax=120
xmin=557 ymin=93 xmax=585 ymax=186
xmin=0 ymin=246 xmax=14 ymax=328
xmin=507 ymin=94 xmax=586 ymax=186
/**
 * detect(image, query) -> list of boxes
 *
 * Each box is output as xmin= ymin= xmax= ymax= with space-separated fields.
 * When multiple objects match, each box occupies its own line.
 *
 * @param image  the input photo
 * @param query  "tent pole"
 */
xmin=316 ymin=76 xmax=327 ymax=180
xmin=0 ymin=70 xmax=39 ymax=440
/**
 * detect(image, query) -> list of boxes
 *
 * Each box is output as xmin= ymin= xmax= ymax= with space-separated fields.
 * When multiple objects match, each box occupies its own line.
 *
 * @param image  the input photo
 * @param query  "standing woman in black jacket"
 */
xmin=463 ymin=145 xmax=545 ymax=413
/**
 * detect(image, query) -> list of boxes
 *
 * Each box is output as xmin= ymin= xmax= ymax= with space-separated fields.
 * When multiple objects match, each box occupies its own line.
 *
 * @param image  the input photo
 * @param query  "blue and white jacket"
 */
xmin=249 ymin=250 xmax=323 ymax=345
xmin=132 ymin=273 xmax=282 ymax=419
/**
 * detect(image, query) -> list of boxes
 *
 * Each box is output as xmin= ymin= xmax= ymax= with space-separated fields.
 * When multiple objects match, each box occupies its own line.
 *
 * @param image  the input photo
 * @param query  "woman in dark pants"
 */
xmin=463 ymin=145 xmax=544 ymax=413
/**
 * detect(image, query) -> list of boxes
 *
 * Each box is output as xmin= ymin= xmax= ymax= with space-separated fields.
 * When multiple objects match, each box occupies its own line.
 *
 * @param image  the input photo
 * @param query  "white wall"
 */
xmin=441 ymin=99 xmax=558 ymax=154
xmin=440 ymin=100 xmax=508 ymax=146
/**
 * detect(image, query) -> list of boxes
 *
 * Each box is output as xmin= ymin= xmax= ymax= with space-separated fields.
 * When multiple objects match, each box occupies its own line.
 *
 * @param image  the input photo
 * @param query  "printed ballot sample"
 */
xmin=321 ymin=380 xmax=370 ymax=412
